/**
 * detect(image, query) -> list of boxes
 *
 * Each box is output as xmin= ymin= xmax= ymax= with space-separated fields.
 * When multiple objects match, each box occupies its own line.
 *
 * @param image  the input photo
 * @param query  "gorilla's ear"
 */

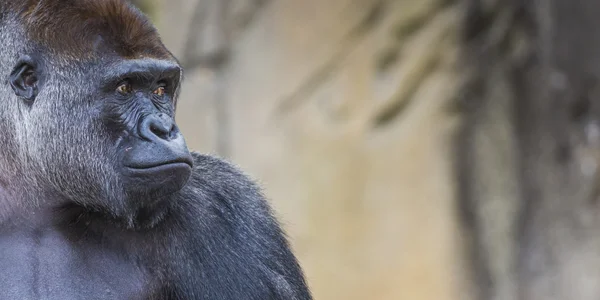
xmin=9 ymin=55 xmax=40 ymax=102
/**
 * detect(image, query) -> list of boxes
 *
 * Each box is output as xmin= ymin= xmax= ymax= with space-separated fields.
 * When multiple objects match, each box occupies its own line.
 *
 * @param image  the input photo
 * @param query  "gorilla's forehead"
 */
xmin=12 ymin=0 xmax=172 ymax=60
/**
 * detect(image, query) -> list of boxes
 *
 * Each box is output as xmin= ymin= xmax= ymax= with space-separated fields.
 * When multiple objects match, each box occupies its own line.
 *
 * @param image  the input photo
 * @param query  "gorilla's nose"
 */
xmin=126 ymin=112 xmax=192 ymax=170
xmin=140 ymin=113 xmax=178 ymax=142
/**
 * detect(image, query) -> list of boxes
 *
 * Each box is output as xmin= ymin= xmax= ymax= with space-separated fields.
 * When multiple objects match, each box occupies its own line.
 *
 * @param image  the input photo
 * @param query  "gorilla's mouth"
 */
xmin=125 ymin=157 xmax=193 ymax=171
xmin=122 ymin=156 xmax=193 ymax=195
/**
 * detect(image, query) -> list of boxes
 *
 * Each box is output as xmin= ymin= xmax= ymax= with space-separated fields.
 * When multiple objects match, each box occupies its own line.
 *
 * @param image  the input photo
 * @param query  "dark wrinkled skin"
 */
xmin=0 ymin=1 xmax=311 ymax=299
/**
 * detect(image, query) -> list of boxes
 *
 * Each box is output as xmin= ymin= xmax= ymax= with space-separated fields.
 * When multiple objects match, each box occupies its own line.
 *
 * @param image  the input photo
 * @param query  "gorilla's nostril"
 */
xmin=150 ymin=124 xmax=164 ymax=137
xmin=167 ymin=124 xmax=177 ymax=139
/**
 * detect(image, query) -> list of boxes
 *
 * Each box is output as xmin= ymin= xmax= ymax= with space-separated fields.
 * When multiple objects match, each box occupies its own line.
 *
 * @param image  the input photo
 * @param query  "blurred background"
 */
xmin=128 ymin=1 xmax=600 ymax=300
xmin=135 ymin=0 xmax=463 ymax=299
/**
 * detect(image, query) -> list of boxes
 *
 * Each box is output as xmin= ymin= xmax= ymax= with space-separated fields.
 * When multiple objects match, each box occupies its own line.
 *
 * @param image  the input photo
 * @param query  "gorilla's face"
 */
xmin=96 ymin=58 xmax=193 ymax=196
xmin=8 ymin=54 xmax=192 ymax=218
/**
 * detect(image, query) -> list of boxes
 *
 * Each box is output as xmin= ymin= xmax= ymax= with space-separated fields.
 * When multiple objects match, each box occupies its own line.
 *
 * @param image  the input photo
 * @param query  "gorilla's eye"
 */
xmin=153 ymin=85 xmax=166 ymax=97
xmin=116 ymin=82 xmax=133 ymax=95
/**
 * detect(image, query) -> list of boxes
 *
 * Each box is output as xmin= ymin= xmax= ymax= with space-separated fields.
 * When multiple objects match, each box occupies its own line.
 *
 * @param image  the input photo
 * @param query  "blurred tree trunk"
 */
xmin=459 ymin=0 xmax=600 ymax=299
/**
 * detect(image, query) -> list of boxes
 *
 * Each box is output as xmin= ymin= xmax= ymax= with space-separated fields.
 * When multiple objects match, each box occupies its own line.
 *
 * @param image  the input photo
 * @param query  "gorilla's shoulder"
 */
xmin=167 ymin=153 xmax=310 ymax=299
xmin=176 ymin=152 xmax=273 ymax=218
xmin=188 ymin=152 xmax=261 ymax=192
xmin=173 ymin=152 xmax=286 ymax=247
xmin=190 ymin=152 xmax=250 ymax=177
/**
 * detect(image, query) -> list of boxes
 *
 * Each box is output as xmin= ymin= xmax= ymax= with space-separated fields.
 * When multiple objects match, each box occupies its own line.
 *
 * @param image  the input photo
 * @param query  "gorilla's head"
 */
xmin=0 ymin=0 xmax=192 ymax=225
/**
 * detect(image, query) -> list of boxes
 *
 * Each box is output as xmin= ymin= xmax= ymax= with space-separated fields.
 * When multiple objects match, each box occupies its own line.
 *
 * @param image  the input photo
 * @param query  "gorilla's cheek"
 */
xmin=24 ymin=111 xmax=116 ymax=194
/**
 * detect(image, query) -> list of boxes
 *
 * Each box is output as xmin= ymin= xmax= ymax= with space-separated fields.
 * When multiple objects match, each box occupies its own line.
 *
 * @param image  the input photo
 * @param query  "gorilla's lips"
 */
xmin=125 ymin=156 xmax=193 ymax=171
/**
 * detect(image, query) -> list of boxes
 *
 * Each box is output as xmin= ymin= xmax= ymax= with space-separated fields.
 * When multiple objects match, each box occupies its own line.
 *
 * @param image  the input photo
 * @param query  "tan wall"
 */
xmin=155 ymin=1 xmax=465 ymax=299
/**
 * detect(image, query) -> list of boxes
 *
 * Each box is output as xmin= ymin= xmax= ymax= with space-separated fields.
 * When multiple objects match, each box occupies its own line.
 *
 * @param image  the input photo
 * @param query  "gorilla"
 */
xmin=0 ymin=0 xmax=311 ymax=299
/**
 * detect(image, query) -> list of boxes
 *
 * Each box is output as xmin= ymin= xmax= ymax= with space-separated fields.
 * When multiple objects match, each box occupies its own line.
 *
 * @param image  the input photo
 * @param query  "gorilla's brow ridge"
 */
xmin=102 ymin=59 xmax=181 ymax=84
